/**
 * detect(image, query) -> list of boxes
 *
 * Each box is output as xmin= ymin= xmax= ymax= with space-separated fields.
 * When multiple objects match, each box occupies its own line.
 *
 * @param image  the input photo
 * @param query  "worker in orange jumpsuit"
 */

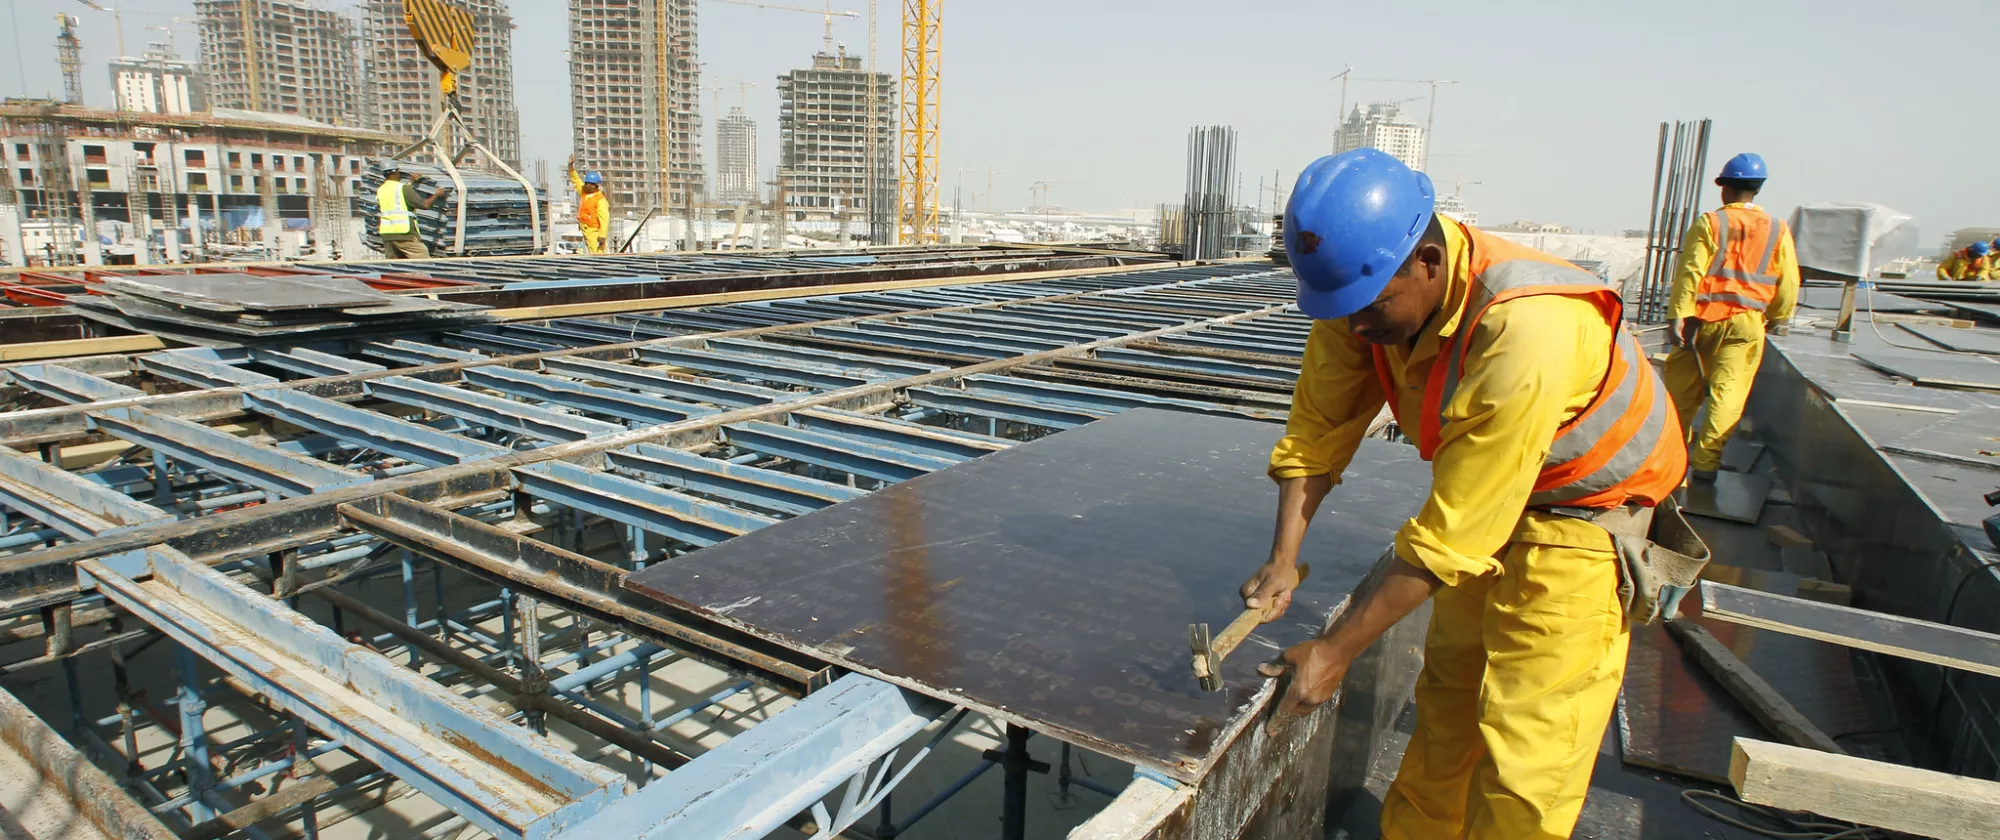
xmin=567 ymin=156 xmax=610 ymax=254
xmin=1936 ymin=240 xmax=1991 ymax=281
xmin=1242 ymin=148 xmax=1700 ymax=840
xmin=1662 ymin=153 xmax=1801 ymax=482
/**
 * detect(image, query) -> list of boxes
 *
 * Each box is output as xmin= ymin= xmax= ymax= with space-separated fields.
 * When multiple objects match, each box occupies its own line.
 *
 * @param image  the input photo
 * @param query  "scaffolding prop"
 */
xmin=390 ymin=0 xmax=541 ymax=256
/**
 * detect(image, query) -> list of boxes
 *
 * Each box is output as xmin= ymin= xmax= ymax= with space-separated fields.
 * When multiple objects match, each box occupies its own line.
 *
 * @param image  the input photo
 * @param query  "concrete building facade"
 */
xmin=362 ymin=0 xmax=521 ymax=168
xmin=0 ymin=102 xmax=396 ymax=266
xmin=776 ymin=46 xmax=894 ymax=220
xmin=1335 ymin=102 xmax=1427 ymax=172
xmin=195 ymin=0 xmax=362 ymax=127
xmin=715 ymin=106 xmax=757 ymax=203
xmin=110 ymin=47 xmax=209 ymax=116
xmin=568 ymin=0 xmax=705 ymax=215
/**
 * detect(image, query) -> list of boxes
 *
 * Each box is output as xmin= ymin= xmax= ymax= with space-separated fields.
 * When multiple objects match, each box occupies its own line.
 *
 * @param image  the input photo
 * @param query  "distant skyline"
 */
xmin=7 ymin=0 xmax=1992 ymax=245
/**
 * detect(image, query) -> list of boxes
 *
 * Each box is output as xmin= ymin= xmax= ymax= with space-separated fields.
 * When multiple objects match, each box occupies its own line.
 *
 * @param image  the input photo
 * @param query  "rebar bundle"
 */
xmin=1181 ymin=126 xmax=1238 ymax=261
xmin=1633 ymin=119 xmax=1712 ymax=324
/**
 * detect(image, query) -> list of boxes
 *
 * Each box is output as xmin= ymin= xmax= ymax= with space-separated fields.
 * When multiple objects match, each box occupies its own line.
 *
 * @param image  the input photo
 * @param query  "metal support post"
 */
xmin=983 ymin=724 xmax=1049 ymax=840
xmin=517 ymin=595 xmax=547 ymax=736
xmin=175 ymin=644 xmax=216 ymax=822
xmin=400 ymin=549 xmax=420 ymax=667
xmin=291 ymin=717 xmax=318 ymax=839
xmin=108 ymin=614 xmax=142 ymax=772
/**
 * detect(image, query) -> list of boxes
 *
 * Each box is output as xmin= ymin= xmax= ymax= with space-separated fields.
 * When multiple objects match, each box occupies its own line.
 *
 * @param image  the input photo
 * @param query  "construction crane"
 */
xmin=390 ymin=0 xmax=540 ymax=254
xmin=55 ymin=15 xmax=84 ymax=106
xmin=900 ymin=0 xmax=941 ymax=243
xmin=1027 ymin=179 xmax=1075 ymax=209
xmin=1354 ymin=77 xmax=1458 ymax=171
xmin=708 ymin=0 xmax=860 ymax=52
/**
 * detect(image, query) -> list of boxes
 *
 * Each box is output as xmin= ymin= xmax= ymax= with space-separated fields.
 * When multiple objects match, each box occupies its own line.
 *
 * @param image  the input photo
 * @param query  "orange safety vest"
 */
xmin=1371 ymin=226 xmax=1685 ymax=511
xmin=578 ymin=192 xmax=606 ymax=230
xmin=1693 ymin=206 xmax=1787 ymax=321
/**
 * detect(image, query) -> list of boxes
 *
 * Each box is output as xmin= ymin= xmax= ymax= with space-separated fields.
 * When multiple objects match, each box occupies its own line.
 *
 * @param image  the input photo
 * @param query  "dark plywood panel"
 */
xmin=1851 ymin=352 xmax=2000 ymax=392
xmin=1898 ymin=323 xmax=2000 ymax=356
xmin=624 ymin=408 xmax=1429 ymax=781
xmin=1618 ymin=565 xmax=1872 ymax=783
xmin=1719 ymin=437 xmax=1766 ymax=474
xmin=1797 ymin=286 xmax=1941 ymax=314
xmin=1679 ymin=470 xmax=1771 ymax=524
xmin=1882 ymin=408 xmax=2000 ymax=471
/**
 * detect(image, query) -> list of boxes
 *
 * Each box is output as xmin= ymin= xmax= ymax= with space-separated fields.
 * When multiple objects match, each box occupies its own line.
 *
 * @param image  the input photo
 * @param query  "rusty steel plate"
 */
xmin=624 ymin=408 xmax=1428 ymax=781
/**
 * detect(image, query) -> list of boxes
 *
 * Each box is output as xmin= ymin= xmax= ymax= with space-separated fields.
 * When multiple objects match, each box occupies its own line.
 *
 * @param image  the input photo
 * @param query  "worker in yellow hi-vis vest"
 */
xmin=567 ymin=156 xmax=610 ymax=255
xmin=1661 ymin=153 xmax=1800 ymax=481
xmin=375 ymin=162 xmax=454 ymax=259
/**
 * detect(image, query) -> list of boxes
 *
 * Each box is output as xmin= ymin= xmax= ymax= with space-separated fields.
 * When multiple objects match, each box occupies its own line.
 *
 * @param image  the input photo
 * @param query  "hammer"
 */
xmin=1189 ymin=564 xmax=1309 ymax=691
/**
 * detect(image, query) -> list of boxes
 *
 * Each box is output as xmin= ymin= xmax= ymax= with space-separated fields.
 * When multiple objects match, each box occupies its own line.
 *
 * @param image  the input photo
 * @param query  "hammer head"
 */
xmin=1188 ymin=622 xmax=1221 ymax=692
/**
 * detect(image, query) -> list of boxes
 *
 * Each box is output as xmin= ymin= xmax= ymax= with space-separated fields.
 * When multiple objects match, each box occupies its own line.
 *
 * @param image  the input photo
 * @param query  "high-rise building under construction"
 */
xmin=195 ymin=0 xmax=361 ymax=126
xmin=568 ymin=0 xmax=705 ymax=215
xmin=362 ymin=0 xmax=522 ymax=168
xmin=1334 ymin=102 xmax=1427 ymax=172
xmin=715 ymin=107 xmax=757 ymax=203
xmin=776 ymin=45 xmax=894 ymax=222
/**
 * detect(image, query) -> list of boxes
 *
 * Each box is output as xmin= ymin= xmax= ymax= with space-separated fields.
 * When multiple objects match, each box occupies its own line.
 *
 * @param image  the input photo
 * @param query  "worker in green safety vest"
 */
xmin=375 ymin=162 xmax=455 ymax=259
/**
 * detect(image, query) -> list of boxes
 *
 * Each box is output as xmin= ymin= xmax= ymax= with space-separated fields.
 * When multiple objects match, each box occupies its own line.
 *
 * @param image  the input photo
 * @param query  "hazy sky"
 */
xmin=7 ymin=0 xmax=1991 ymax=244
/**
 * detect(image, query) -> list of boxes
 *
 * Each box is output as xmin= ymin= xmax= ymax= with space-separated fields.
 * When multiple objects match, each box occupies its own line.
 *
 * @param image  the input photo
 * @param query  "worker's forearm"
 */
xmin=1266 ymin=474 xmax=1334 ymax=567
xmin=1318 ymin=561 xmax=1441 ymax=657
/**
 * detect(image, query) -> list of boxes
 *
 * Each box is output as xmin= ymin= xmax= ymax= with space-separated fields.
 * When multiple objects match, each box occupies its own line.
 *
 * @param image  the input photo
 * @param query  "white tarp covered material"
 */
xmin=1788 ymin=203 xmax=1918 ymax=278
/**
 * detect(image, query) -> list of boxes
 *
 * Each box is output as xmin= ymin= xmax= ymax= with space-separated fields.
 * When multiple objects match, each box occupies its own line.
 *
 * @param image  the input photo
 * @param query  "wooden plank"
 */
xmin=0 ymin=335 xmax=165 ymax=362
xmin=1664 ymin=619 xmax=1845 ymax=755
xmin=1701 ymin=581 xmax=2000 ymax=677
xmin=1731 ymin=738 xmax=2000 ymax=840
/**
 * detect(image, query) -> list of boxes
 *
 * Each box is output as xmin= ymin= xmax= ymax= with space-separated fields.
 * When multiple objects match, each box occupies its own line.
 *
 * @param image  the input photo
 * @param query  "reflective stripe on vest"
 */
xmin=1693 ymin=207 xmax=1785 ymax=319
xmin=1369 ymin=229 xmax=1685 ymax=510
xmin=377 ymin=181 xmax=413 ymax=235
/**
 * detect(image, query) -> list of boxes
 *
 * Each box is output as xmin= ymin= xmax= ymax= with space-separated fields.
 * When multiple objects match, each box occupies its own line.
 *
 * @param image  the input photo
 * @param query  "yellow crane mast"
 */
xmin=898 ymin=0 xmax=940 ymax=244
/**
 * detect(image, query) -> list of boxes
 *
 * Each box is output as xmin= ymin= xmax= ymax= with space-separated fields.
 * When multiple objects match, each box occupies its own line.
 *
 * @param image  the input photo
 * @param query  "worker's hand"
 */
xmin=1240 ymin=561 xmax=1301 ymax=621
xmin=1258 ymin=637 xmax=1352 ymax=737
xmin=1674 ymin=317 xmax=1700 ymax=349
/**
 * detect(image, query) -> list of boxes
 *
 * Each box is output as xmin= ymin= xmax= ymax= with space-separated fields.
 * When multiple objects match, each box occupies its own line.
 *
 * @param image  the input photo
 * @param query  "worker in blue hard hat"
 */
xmin=1937 ymin=239 xmax=1992 ymax=281
xmin=1661 ymin=152 xmax=1801 ymax=482
xmin=1242 ymin=148 xmax=1698 ymax=840
xmin=567 ymin=156 xmax=611 ymax=254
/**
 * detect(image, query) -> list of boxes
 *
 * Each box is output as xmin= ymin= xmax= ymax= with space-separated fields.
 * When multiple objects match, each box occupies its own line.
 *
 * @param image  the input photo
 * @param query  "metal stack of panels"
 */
xmin=357 ymin=158 xmax=549 ymax=257
xmin=67 ymin=273 xmax=493 ymax=346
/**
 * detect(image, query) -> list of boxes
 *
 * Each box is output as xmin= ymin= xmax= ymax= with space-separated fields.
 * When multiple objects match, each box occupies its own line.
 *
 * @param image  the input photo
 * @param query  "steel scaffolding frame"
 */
xmin=0 ymin=260 xmax=1309 ymax=838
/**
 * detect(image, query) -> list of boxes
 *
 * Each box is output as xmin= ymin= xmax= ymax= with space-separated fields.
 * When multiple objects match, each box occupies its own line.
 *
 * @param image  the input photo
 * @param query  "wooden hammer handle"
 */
xmin=1211 ymin=563 xmax=1311 ymax=662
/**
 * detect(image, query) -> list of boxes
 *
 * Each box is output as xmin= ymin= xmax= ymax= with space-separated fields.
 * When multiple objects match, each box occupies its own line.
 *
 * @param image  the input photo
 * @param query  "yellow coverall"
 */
xmin=1271 ymin=220 xmax=1629 ymax=840
xmin=568 ymin=167 xmax=610 ymax=255
xmin=1936 ymin=251 xmax=1990 ymax=281
xmin=1661 ymin=204 xmax=1800 ymax=473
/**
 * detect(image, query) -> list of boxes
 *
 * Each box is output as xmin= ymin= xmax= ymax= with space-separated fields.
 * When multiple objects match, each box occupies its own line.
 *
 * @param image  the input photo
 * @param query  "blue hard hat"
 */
xmin=1285 ymin=149 xmax=1436 ymax=320
xmin=1971 ymin=240 xmax=1993 ymax=257
xmin=583 ymin=171 xmax=603 ymax=185
xmin=1718 ymin=153 xmax=1768 ymax=181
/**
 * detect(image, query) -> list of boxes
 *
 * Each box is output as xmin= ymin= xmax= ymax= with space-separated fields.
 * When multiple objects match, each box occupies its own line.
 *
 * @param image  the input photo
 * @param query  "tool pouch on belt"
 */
xmin=1593 ymin=498 xmax=1712 ymax=624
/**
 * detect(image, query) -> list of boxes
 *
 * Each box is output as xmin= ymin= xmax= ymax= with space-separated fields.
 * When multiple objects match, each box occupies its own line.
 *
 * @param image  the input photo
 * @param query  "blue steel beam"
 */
xmin=244 ymin=391 xmax=510 ymax=467
xmin=805 ymin=326 xmax=1016 ymax=360
xmin=555 ymin=673 xmax=948 ymax=840
xmin=637 ymin=347 xmax=869 ymax=391
xmin=605 ymin=443 xmax=862 ymax=516
xmin=961 ymin=374 xmax=1277 ymax=419
xmin=364 ymin=376 xmax=625 ymax=443
xmin=7 ymin=363 xmax=144 ymax=404
xmin=446 ymin=331 xmax=566 ymax=356
xmin=702 ymin=338 xmax=942 ymax=378
xmin=721 ymin=421 xmax=955 ymax=483
xmin=462 ymin=367 xmax=709 ymax=427
xmin=138 ymin=353 xmax=279 ymax=389
xmin=850 ymin=321 xmax=1067 ymax=353
xmin=790 ymin=409 xmax=1006 ymax=461
xmin=249 ymin=348 xmax=388 ymax=379
xmin=514 ymin=461 xmax=777 ymax=547
xmin=911 ymin=311 xmax=1129 ymax=340
xmin=1152 ymin=332 xmax=1302 ymax=356
xmin=86 ymin=407 xmax=370 ymax=498
xmin=1091 ymin=347 xmax=1297 ymax=382
xmin=903 ymin=386 xmax=1101 ymax=430
xmin=82 ymin=547 xmax=629 ymax=840
xmin=362 ymin=340 xmax=488 ymax=367
xmin=0 ymin=444 xmax=172 ymax=538
xmin=540 ymin=357 xmax=786 ymax=409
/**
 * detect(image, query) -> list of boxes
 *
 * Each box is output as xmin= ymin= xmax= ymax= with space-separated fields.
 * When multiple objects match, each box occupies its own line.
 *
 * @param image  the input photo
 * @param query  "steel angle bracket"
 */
xmin=337 ymin=494 xmax=827 ymax=693
xmin=80 ymin=546 xmax=628 ymax=839
xmin=554 ymin=674 xmax=955 ymax=839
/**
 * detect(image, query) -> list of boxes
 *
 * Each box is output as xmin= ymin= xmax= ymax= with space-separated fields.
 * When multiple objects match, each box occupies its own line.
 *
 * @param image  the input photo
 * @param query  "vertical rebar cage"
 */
xmin=1181 ymin=125 xmax=1237 ymax=262
xmin=1633 ymin=119 xmax=1711 ymax=324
